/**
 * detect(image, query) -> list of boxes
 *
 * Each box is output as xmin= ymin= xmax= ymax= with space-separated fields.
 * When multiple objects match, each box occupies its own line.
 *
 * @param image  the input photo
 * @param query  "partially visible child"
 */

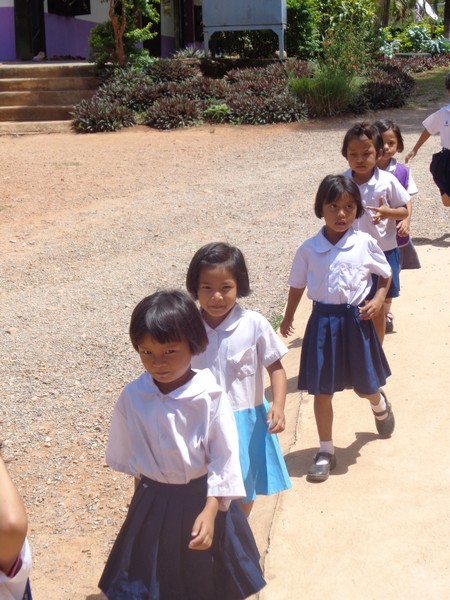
xmin=342 ymin=122 xmax=409 ymax=344
xmin=280 ymin=175 xmax=394 ymax=483
xmin=374 ymin=119 xmax=421 ymax=333
xmin=186 ymin=243 xmax=291 ymax=518
xmin=99 ymin=290 xmax=265 ymax=599
xmin=0 ymin=442 xmax=32 ymax=600
xmin=405 ymin=71 xmax=450 ymax=207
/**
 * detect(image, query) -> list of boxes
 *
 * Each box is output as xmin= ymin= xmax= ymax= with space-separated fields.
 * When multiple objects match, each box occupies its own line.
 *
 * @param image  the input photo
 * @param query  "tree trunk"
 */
xmin=445 ymin=0 xmax=450 ymax=39
xmin=109 ymin=0 xmax=127 ymax=66
xmin=377 ymin=0 xmax=391 ymax=26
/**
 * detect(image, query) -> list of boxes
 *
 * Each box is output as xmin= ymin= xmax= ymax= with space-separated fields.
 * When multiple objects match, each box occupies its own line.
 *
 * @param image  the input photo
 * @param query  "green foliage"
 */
xmin=286 ymin=0 xmax=321 ymax=59
xmin=99 ymin=67 xmax=155 ymax=111
xmin=146 ymin=58 xmax=200 ymax=83
xmin=211 ymin=30 xmax=279 ymax=59
xmin=382 ymin=24 xmax=450 ymax=55
xmin=203 ymin=103 xmax=231 ymax=123
xmin=354 ymin=62 xmax=415 ymax=110
xmin=71 ymin=96 xmax=135 ymax=133
xmin=289 ymin=66 xmax=361 ymax=117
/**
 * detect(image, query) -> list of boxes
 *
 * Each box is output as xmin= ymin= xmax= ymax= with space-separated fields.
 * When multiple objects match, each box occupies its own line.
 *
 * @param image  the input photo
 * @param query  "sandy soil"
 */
xmin=1 ymin=93 xmax=449 ymax=600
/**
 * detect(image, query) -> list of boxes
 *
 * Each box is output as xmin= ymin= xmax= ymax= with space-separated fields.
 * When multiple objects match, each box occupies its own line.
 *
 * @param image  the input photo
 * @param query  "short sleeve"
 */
xmin=0 ymin=539 xmax=32 ymax=600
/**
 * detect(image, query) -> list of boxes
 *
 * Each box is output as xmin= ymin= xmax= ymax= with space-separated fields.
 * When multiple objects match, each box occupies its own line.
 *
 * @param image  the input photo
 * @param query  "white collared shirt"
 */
xmin=191 ymin=304 xmax=288 ymax=411
xmin=288 ymin=227 xmax=391 ymax=305
xmin=106 ymin=369 xmax=245 ymax=506
xmin=343 ymin=166 xmax=410 ymax=251
xmin=0 ymin=540 xmax=31 ymax=600
xmin=423 ymin=104 xmax=450 ymax=149
xmin=384 ymin=158 xmax=418 ymax=195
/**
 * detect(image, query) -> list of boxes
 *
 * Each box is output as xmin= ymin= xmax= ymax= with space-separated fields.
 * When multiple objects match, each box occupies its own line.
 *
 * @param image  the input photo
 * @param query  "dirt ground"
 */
xmin=1 ymin=90 xmax=450 ymax=599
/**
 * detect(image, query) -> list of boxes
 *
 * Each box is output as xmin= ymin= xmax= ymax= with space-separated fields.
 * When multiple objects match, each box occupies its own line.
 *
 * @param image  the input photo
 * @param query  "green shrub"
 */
xmin=355 ymin=63 xmax=415 ymax=110
xmin=99 ymin=68 xmax=155 ymax=111
xmin=289 ymin=66 xmax=360 ymax=117
xmin=286 ymin=0 xmax=320 ymax=60
xmin=203 ymin=103 xmax=231 ymax=123
xmin=71 ymin=96 xmax=135 ymax=133
xmin=145 ymin=58 xmax=201 ymax=82
xmin=226 ymin=92 xmax=306 ymax=124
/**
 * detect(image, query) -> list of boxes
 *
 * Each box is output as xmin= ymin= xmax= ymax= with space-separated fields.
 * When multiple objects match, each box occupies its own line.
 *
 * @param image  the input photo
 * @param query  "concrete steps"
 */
xmin=0 ymin=62 xmax=99 ymax=123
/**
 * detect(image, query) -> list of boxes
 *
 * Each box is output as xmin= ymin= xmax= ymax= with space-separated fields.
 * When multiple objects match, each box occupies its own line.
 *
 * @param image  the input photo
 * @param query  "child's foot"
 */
xmin=373 ymin=390 xmax=395 ymax=438
xmin=307 ymin=452 xmax=336 ymax=482
xmin=385 ymin=313 xmax=394 ymax=333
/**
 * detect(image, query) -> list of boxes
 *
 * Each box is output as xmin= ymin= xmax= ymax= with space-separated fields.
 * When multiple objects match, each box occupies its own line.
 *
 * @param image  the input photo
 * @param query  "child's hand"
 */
xmin=279 ymin=317 xmax=294 ymax=337
xmin=396 ymin=218 xmax=410 ymax=237
xmin=189 ymin=511 xmax=215 ymax=551
xmin=359 ymin=297 xmax=383 ymax=320
xmin=366 ymin=196 xmax=388 ymax=224
xmin=266 ymin=405 xmax=286 ymax=434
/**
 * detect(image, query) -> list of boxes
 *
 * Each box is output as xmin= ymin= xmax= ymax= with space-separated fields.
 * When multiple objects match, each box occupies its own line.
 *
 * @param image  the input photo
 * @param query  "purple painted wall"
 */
xmin=0 ymin=8 xmax=16 ymax=60
xmin=44 ymin=15 xmax=97 ymax=58
xmin=161 ymin=35 xmax=175 ymax=58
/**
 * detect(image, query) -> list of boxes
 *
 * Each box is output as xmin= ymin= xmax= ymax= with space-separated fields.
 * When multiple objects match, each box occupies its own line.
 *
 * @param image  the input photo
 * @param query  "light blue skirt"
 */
xmin=234 ymin=399 xmax=291 ymax=504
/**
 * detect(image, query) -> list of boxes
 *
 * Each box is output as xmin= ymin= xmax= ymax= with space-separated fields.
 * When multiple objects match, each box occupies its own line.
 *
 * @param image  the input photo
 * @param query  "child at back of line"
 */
xmin=374 ymin=119 xmax=421 ymax=334
xmin=186 ymin=242 xmax=291 ymax=518
xmin=405 ymin=71 xmax=450 ymax=207
xmin=99 ymin=290 xmax=266 ymax=600
xmin=342 ymin=122 xmax=409 ymax=344
xmin=280 ymin=175 xmax=394 ymax=483
xmin=0 ymin=442 xmax=32 ymax=600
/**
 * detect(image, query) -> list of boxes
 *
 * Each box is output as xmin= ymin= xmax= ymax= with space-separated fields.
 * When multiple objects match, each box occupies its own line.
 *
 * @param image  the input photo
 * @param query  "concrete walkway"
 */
xmin=254 ymin=242 xmax=450 ymax=599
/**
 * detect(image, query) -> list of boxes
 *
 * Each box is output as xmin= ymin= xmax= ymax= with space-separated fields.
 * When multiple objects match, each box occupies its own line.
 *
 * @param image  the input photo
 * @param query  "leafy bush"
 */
xmin=145 ymin=58 xmax=200 ymax=83
xmin=226 ymin=92 xmax=306 ymax=124
xmin=99 ymin=68 xmax=155 ymax=111
xmin=286 ymin=0 xmax=320 ymax=60
xmin=289 ymin=66 xmax=361 ymax=117
xmin=203 ymin=103 xmax=231 ymax=123
xmin=355 ymin=63 xmax=415 ymax=110
xmin=71 ymin=96 xmax=135 ymax=133
xmin=145 ymin=96 xmax=202 ymax=129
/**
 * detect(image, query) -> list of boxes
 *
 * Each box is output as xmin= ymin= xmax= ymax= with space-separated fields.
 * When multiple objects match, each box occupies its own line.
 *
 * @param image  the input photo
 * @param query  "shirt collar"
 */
xmin=202 ymin=303 xmax=243 ymax=333
xmin=316 ymin=226 xmax=357 ymax=253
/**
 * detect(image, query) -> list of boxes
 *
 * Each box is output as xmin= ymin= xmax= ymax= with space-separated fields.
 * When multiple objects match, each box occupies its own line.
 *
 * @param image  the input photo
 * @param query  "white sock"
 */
xmin=371 ymin=394 xmax=387 ymax=420
xmin=317 ymin=441 xmax=334 ymax=464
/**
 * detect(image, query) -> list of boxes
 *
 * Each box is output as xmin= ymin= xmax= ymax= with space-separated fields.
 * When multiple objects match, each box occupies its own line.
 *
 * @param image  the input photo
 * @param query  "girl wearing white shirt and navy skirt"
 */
xmin=99 ymin=290 xmax=265 ymax=599
xmin=280 ymin=175 xmax=395 ymax=483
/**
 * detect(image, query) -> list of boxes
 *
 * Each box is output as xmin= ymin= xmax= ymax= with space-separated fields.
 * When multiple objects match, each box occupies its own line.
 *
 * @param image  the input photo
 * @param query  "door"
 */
xmin=14 ymin=0 xmax=46 ymax=60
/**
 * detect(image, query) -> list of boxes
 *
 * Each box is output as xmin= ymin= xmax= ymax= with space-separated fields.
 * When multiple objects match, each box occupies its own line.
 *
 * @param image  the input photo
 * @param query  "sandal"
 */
xmin=373 ymin=390 xmax=395 ymax=438
xmin=307 ymin=452 xmax=336 ymax=482
xmin=385 ymin=313 xmax=394 ymax=334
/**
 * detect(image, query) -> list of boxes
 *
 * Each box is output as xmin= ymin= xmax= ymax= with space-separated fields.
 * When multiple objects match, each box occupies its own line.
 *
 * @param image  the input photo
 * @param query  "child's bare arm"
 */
xmin=189 ymin=496 xmax=219 ymax=550
xmin=359 ymin=274 xmax=392 ymax=320
xmin=266 ymin=360 xmax=287 ymax=433
xmin=280 ymin=287 xmax=305 ymax=337
xmin=0 ymin=453 xmax=28 ymax=574
xmin=405 ymin=129 xmax=431 ymax=162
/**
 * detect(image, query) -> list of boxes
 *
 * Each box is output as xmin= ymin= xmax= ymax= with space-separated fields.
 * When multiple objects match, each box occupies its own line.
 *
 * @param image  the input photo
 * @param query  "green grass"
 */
xmin=407 ymin=66 xmax=450 ymax=108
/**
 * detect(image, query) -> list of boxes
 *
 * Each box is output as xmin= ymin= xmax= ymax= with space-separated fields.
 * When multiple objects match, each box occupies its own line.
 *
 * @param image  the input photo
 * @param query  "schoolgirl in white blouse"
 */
xmin=99 ymin=290 xmax=265 ymax=600
xmin=187 ymin=243 xmax=291 ymax=519
xmin=280 ymin=175 xmax=395 ymax=483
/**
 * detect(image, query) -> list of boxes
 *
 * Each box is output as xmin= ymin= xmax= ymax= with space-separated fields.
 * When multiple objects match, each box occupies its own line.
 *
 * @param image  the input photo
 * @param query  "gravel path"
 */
xmin=0 ymin=103 xmax=449 ymax=598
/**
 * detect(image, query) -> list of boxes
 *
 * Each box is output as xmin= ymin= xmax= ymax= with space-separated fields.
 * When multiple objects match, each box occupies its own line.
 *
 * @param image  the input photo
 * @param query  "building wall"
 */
xmin=0 ymin=5 xmax=16 ymax=60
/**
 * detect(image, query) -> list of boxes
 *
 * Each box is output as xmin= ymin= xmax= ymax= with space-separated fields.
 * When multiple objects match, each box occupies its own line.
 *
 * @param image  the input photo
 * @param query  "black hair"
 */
xmin=314 ymin=175 xmax=364 ymax=219
xmin=373 ymin=119 xmax=404 ymax=152
xmin=445 ymin=72 xmax=450 ymax=90
xmin=186 ymin=242 xmax=251 ymax=299
xmin=341 ymin=122 xmax=383 ymax=158
xmin=129 ymin=290 xmax=208 ymax=355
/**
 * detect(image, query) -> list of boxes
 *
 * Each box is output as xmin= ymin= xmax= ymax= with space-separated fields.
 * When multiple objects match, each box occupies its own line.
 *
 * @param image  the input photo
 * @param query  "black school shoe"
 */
xmin=373 ymin=390 xmax=395 ymax=438
xmin=307 ymin=452 xmax=336 ymax=482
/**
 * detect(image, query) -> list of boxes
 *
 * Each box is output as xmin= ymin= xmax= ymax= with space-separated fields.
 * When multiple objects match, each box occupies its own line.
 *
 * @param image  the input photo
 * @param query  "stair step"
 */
xmin=0 ymin=77 xmax=99 ymax=92
xmin=0 ymin=105 xmax=76 ymax=121
xmin=0 ymin=62 xmax=97 ymax=79
xmin=0 ymin=90 xmax=96 ymax=107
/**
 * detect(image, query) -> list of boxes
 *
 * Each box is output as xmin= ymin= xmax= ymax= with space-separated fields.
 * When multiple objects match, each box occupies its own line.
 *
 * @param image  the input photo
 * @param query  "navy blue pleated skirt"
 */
xmin=430 ymin=148 xmax=450 ymax=196
xmin=98 ymin=475 xmax=266 ymax=600
xmin=298 ymin=302 xmax=391 ymax=396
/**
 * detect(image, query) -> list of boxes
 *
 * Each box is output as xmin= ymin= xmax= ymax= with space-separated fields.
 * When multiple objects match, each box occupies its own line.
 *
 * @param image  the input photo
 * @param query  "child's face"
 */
xmin=322 ymin=192 xmax=358 ymax=244
xmin=197 ymin=266 xmax=238 ymax=328
xmin=137 ymin=334 xmax=193 ymax=393
xmin=346 ymin=135 xmax=380 ymax=184
xmin=380 ymin=129 xmax=399 ymax=162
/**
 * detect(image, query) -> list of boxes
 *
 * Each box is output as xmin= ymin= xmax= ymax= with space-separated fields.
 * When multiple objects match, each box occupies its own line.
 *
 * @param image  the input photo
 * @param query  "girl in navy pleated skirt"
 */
xmin=99 ymin=290 xmax=265 ymax=599
xmin=280 ymin=175 xmax=396 ymax=483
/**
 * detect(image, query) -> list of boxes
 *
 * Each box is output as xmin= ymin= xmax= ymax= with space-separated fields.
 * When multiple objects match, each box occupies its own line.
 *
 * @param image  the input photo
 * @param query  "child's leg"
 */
xmin=372 ymin=308 xmax=386 ymax=345
xmin=441 ymin=193 xmax=450 ymax=207
xmin=239 ymin=499 xmax=254 ymax=519
xmin=307 ymin=394 xmax=336 ymax=482
xmin=384 ymin=298 xmax=394 ymax=333
xmin=355 ymin=389 xmax=395 ymax=438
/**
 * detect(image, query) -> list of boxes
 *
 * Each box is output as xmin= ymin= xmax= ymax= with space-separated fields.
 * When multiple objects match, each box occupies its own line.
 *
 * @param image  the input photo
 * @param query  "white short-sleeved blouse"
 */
xmin=423 ymin=104 xmax=450 ymax=149
xmin=191 ymin=305 xmax=288 ymax=412
xmin=288 ymin=227 xmax=391 ymax=305
xmin=106 ymin=368 xmax=245 ymax=507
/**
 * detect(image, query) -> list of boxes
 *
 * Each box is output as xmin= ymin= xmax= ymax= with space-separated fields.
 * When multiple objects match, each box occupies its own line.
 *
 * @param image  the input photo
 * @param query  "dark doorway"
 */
xmin=14 ymin=0 xmax=46 ymax=60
